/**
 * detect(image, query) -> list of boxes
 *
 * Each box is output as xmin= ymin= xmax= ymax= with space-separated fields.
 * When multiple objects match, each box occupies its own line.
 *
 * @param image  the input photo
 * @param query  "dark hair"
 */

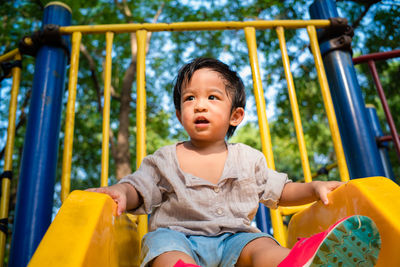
xmin=173 ymin=58 xmax=246 ymax=139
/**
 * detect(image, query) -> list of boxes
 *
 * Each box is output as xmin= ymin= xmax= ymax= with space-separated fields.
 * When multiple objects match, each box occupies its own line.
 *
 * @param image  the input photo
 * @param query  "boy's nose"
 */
xmin=194 ymin=99 xmax=207 ymax=112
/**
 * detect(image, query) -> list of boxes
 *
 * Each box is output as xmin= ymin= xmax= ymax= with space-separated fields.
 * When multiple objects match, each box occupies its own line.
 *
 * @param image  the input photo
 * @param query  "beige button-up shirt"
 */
xmin=119 ymin=142 xmax=290 ymax=236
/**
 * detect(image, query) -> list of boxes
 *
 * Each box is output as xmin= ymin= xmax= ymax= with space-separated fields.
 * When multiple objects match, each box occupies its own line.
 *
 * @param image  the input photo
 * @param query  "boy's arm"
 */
xmin=278 ymin=181 xmax=344 ymax=206
xmin=86 ymin=183 xmax=142 ymax=215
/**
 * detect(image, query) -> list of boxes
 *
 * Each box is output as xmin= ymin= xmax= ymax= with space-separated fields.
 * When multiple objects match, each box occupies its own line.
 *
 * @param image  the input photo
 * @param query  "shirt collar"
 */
xmin=174 ymin=141 xmax=239 ymax=187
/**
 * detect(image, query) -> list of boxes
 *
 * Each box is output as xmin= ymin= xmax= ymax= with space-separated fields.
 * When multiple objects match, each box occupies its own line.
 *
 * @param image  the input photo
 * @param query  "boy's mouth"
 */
xmin=194 ymin=116 xmax=209 ymax=124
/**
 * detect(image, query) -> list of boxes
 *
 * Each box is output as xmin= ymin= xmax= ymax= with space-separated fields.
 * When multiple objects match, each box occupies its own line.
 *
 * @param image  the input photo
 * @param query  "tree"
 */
xmin=0 ymin=2 xmax=399 ymax=259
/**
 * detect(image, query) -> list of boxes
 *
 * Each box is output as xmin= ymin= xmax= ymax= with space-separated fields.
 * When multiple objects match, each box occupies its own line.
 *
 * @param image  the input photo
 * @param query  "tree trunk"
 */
xmin=113 ymin=2 xmax=163 ymax=179
xmin=115 ymin=60 xmax=136 ymax=179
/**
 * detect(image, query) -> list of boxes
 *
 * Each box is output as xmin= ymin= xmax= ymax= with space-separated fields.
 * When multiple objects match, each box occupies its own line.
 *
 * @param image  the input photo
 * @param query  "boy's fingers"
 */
xmin=84 ymin=186 xmax=127 ymax=215
xmin=320 ymin=194 xmax=329 ymax=205
xmin=86 ymin=189 xmax=126 ymax=215
xmin=318 ymin=188 xmax=329 ymax=205
xmin=117 ymin=203 xmax=125 ymax=216
xmin=85 ymin=188 xmax=98 ymax=192
xmin=85 ymin=188 xmax=118 ymax=202
xmin=330 ymin=181 xmax=345 ymax=190
xmin=85 ymin=187 xmax=108 ymax=194
xmin=114 ymin=197 xmax=126 ymax=216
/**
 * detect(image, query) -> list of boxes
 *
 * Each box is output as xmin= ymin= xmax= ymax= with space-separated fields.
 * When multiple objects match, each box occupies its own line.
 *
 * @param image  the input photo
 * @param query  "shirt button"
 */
xmin=216 ymin=208 xmax=223 ymax=215
xmin=214 ymin=187 xmax=220 ymax=193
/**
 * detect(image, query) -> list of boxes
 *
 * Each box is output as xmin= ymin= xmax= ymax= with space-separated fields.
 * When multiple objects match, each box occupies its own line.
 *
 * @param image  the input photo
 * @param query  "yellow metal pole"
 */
xmin=0 ymin=53 xmax=21 ymax=267
xmin=0 ymin=48 xmax=19 ymax=63
xmin=244 ymin=27 xmax=275 ymax=169
xmin=307 ymin=26 xmax=350 ymax=182
xmin=61 ymin=31 xmax=82 ymax=202
xmin=279 ymin=203 xmax=313 ymax=216
xmin=244 ymin=27 xmax=286 ymax=246
xmin=135 ymin=29 xmax=148 ymax=245
xmin=276 ymin=26 xmax=313 ymax=183
xmin=59 ymin=20 xmax=331 ymax=34
xmin=101 ymin=32 xmax=114 ymax=187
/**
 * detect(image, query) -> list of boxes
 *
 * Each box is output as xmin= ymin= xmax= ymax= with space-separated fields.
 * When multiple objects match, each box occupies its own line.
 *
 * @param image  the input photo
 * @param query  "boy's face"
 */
xmin=176 ymin=68 xmax=244 ymax=143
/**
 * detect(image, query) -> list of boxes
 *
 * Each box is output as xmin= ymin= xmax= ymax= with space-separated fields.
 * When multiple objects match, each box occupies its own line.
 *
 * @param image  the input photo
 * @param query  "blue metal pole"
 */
xmin=9 ymin=3 xmax=71 ymax=266
xmin=309 ymin=0 xmax=385 ymax=179
xmin=366 ymin=105 xmax=395 ymax=181
xmin=256 ymin=204 xmax=273 ymax=235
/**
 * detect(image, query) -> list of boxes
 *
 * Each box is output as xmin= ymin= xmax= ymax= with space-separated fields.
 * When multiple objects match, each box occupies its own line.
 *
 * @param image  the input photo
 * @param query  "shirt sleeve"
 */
xmin=118 ymin=154 xmax=162 ymax=214
xmin=254 ymin=154 xmax=292 ymax=209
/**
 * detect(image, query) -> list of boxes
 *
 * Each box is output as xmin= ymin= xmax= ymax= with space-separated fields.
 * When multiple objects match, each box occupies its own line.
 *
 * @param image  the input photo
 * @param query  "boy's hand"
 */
xmin=312 ymin=181 xmax=345 ymax=205
xmin=86 ymin=183 xmax=131 ymax=215
xmin=280 ymin=180 xmax=345 ymax=206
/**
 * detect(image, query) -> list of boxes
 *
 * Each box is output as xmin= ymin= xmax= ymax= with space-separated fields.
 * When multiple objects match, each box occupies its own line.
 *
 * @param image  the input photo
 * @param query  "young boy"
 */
xmin=87 ymin=58 xmax=381 ymax=267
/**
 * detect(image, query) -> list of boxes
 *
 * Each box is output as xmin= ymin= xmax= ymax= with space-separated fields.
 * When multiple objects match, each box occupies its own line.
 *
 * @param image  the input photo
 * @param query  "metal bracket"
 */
xmin=18 ymin=24 xmax=70 ymax=61
xmin=317 ymin=17 xmax=354 ymax=56
xmin=0 ymin=171 xmax=13 ymax=180
xmin=0 ymin=60 xmax=22 ymax=82
xmin=0 ymin=218 xmax=8 ymax=235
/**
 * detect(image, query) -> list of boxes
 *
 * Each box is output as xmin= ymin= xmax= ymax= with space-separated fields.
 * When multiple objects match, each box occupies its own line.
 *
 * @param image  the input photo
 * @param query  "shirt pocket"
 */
xmin=226 ymin=177 xmax=259 ymax=215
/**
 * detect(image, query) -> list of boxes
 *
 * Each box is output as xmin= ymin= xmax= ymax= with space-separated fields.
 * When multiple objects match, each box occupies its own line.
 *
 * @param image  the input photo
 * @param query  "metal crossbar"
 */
xmin=59 ymin=20 xmax=331 ymax=34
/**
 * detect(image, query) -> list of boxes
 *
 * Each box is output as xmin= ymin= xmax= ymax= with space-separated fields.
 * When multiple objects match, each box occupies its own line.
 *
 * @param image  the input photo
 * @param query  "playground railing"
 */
xmin=58 ymin=20 xmax=351 ymax=248
xmin=1 ymin=18 xmax=353 ymax=263
xmin=353 ymin=50 xmax=400 ymax=163
xmin=0 ymin=50 xmax=22 ymax=265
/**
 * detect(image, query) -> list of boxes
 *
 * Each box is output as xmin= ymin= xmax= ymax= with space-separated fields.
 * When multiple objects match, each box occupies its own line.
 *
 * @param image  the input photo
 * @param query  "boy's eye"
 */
xmin=209 ymin=95 xmax=217 ymax=100
xmin=184 ymin=96 xmax=195 ymax=101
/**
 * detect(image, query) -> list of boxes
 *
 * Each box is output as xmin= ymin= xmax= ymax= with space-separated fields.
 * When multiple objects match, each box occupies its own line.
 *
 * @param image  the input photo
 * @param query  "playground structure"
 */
xmin=1 ymin=0 xmax=400 ymax=266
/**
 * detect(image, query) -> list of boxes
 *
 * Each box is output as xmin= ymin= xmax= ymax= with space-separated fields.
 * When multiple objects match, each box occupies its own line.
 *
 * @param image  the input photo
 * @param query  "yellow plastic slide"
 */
xmin=29 ymin=191 xmax=141 ymax=267
xmin=288 ymin=177 xmax=400 ymax=266
xmin=29 ymin=177 xmax=400 ymax=266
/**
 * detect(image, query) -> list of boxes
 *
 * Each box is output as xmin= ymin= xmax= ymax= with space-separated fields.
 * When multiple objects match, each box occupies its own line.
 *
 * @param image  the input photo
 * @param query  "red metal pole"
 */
xmin=367 ymin=60 xmax=400 ymax=161
xmin=353 ymin=50 xmax=400 ymax=65
xmin=378 ymin=135 xmax=400 ymax=143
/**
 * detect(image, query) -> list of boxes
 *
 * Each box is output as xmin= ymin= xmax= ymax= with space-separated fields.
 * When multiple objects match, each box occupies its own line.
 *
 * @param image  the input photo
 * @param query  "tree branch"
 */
xmin=80 ymin=43 xmax=121 ymax=112
xmin=80 ymin=43 xmax=103 ymax=113
xmin=336 ymin=0 xmax=381 ymax=30
xmin=352 ymin=1 xmax=380 ymax=30
xmin=146 ymin=4 xmax=164 ymax=53
xmin=109 ymin=128 xmax=117 ymax=160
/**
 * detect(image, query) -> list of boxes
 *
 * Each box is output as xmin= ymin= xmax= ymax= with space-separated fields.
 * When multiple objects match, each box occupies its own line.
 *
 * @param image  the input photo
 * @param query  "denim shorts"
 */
xmin=140 ymin=228 xmax=278 ymax=267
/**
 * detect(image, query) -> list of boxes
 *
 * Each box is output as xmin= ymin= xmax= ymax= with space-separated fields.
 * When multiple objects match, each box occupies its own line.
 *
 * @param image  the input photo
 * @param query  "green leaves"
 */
xmin=1 ymin=0 xmax=399 ymax=203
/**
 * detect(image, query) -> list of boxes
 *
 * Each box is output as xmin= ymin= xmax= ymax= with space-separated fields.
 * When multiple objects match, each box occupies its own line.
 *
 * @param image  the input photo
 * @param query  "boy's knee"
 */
xmin=151 ymin=251 xmax=196 ymax=267
xmin=141 ymin=228 xmax=196 ymax=267
xmin=236 ymin=237 xmax=288 ymax=267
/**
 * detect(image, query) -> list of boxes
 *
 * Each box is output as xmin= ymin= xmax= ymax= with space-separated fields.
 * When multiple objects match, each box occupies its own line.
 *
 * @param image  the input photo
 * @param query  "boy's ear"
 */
xmin=175 ymin=110 xmax=182 ymax=124
xmin=230 ymin=107 xmax=245 ymax=126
